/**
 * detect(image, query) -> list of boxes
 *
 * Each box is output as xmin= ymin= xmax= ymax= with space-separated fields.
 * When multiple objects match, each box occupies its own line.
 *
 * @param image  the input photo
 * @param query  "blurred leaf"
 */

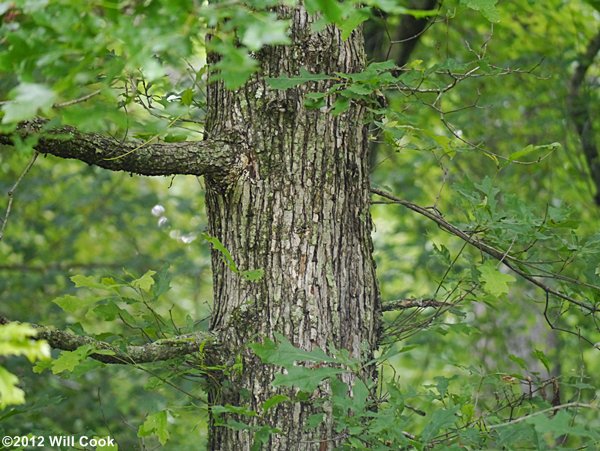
xmin=272 ymin=366 xmax=343 ymax=392
xmin=460 ymin=0 xmax=500 ymax=22
xmin=138 ymin=410 xmax=170 ymax=445
xmin=131 ymin=270 xmax=156 ymax=292
xmin=51 ymin=345 xmax=94 ymax=374
xmin=479 ymin=261 xmax=515 ymax=296
xmin=266 ymin=68 xmax=331 ymax=89
xmin=2 ymin=83 xmax=56 ymax=124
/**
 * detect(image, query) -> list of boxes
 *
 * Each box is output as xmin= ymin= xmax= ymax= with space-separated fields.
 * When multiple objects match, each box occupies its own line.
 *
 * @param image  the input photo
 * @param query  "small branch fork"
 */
xmin=0 ymin=315 xmax=216 ymax=365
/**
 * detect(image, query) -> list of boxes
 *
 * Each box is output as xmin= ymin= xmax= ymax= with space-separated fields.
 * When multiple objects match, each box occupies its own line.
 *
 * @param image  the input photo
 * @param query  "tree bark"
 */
xmin=204 ymin=7 xmax=380 ymax=450
xmin=567 ymin=30 xmax=600 ymax=205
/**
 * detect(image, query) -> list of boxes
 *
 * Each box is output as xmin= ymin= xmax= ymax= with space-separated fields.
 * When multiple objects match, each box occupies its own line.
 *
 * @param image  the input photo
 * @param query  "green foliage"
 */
xmin=49 ymin=345 xmax=97 ymax=375
xmin=0 ymin=323 xmax=49 ymax=409
xmin=1 ymin=82 xmax=55 ymax=124
xmin=266 ymin=68 xmax=332 ymax=90
xmin=249 ymin=336 xmax=599 ymax=449
xmin=460 ymin=0 xmax=500 ymax=22
xmin=201 ymin=233 xmax=264 ymax=281
xmin=478 ymin=261 xmax=515 ymax=297
xmin=138 ymin=410 xmax=170 ymax=446
xmin=1 ymin=0 xmax=600 ymax=448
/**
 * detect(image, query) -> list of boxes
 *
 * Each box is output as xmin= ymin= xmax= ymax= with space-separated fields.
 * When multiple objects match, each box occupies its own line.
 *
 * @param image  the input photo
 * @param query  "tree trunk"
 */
xmin=204 ymin=7 xmax=380 ymax=450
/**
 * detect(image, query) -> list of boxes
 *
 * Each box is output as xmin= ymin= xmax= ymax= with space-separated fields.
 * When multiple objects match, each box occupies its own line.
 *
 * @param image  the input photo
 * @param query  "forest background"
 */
xmin=1 ymin=0 xmax=599 ymax=449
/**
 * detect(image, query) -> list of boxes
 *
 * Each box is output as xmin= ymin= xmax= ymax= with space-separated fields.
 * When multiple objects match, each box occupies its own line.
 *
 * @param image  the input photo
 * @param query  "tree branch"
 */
xmin=0 ymin=315 xmax=216 ymax=365
xmin=0 ymin=119 xmax=238 ymax=177
xmin=0 ymin=262 xmax=122 ymax=272
xmin=0 ymin=151 xmax=38 ymax=242
xmin=371 ymin=188 xmax=599 ymax=315
xmin=568 ymin=30 xmax=600 ymax=205
xmin=381 ymin=298 xmax=450 ymax=311
xmin=487 ymin=402 xmax=595 ymax=429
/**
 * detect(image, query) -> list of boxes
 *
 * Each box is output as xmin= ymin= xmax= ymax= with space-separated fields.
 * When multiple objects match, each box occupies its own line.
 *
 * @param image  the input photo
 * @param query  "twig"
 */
xmin=53 ymin=90 xmax=102 ymax=108
xmin=381 ymin=298 xmax=451 ymax=312
xmin=487 ymin=402 xmax=595 ymax=429
xmin=0 ymin=151 xmax=38 ymax=241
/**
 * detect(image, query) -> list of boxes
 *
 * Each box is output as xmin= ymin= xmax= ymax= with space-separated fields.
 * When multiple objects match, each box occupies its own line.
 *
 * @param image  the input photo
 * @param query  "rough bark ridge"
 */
xmin=204 ymin=7 xmax=380 ymax=450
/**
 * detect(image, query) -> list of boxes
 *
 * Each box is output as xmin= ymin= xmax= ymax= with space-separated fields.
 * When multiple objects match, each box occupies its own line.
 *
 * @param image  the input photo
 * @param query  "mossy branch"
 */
xmin=0 ymin=315 xmax=217 ymax=364
xmin=0 ymin=119 xmax=238 ymax=177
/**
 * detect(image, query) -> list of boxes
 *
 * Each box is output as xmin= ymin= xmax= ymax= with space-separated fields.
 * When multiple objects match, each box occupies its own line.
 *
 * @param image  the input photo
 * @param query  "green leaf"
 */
xmin=509 ymin=142 xmax=560 ymax=162
xmin=51 ymin=345 xmax=94 ymax=374
xmin=272 ymin=366 xmax=343 ymax=392
xmin=347 ymin=83 xmax=375 ymax=96
xmin=250 ymin=333 xmax=337 ymax=366
xmin=96 ymin=440 xmax=119 ymax=451
xmin=496 ymin=423 xmax=536 ymax=447
xmin=421 ymin=406 xmax=459 ymax=441
xmin=163 ymin=133 xmax=188 ymax=143
xmin=202 ymin=233 xmax=238 ymax=272
xmin=222 ymin=419 xmax=251 ymax=430
xmin=527 ymin=410 xmax=595 ymax=438
xmin=306 ymin=413 xmax=325 ymax=429
xmin=242 ymin=17 xmax=290 ymax=51
xmin=71 ymin=274 xmax=106 ymax=289
xmin=262 ymin=394 xmax=290 ymax=412
xmin=533 ymin=349 xmax=551 ymax=373
xmin=152 ymin=265 xmax=172 ymax=299
xmin=350 ymin=378 xmax=369 ymax=413
xmin=508 ymin=354 xmax=528 ymax=370
xmin=180 ymin=88 xmax=194 ymax=106
xmin=138 ymin=410 xmax=170 ymax=445
xmin=91 ymin=301 xmax=123 ymax=321
xmin=434 ymin=376 xmax=451 ymax=398
xmin=0 ymin=323 xmax=50 ymax=363
xmin=479 ymin=261 xmax=515 ymax=296
xmin=2 ymin=83 xmax=56 ymax=124
xmin=212 ymin=404 xmax=256 ymax=417
xmin=213 ymin=47 xmax=258 ymax=90
xmin=304 ymin=92 xmax=328 ymax=109
xmin=241 ymin=268 xmax=265 ymax=282
xmin=52 ymin=295 xmax=100 ymax=314
xmin=131 ymin=270 xmax=156 ymax=292
xmin=339 ymin=8 xmax=370 ymax=41
xmin=459 ymin=0 xmax=500 ymax=22
xmin=252 ymin=425 xmax=277 ymax=451
xmin=0 ymin=367 xmax=25 ymax=408
xmin=305 ymin=0 xmax=343 ymax=24
xmin=331 ymin=96 xmax=350 ymax=116
xmin=266 ymin=68 xmax=331 ymax=89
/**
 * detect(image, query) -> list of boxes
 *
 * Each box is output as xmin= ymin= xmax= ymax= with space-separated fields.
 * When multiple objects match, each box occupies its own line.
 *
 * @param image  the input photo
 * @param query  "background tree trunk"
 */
xmin=204 ymin=7 xmax=380 ymax=450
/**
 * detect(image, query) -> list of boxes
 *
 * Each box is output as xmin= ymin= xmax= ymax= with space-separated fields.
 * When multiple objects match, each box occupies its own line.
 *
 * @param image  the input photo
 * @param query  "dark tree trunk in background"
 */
xmin=364 ymin=0 xmax=439 ymax=67
xmin=364 ymin=0 xmax=439 ymax=172
xmin=204 ymin=6 xmax=380 ymax=450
